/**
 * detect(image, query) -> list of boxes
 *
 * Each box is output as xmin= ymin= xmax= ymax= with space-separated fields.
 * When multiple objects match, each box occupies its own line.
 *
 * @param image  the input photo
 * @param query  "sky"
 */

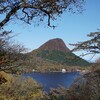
xmin=2 ymin=0 xmax=100 ymax=62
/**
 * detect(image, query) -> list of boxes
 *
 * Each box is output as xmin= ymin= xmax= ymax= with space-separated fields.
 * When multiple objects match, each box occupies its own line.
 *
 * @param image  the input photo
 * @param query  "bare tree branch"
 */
xmin=0 ymin=29 xmax=27 ymax=70
xmin=0 ymin=0 xmax=85 ymax=28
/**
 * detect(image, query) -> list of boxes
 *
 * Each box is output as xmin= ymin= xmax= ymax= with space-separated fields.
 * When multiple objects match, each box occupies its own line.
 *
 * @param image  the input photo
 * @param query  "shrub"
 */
xmin=0 ymin=71 xmax=43 ymax=100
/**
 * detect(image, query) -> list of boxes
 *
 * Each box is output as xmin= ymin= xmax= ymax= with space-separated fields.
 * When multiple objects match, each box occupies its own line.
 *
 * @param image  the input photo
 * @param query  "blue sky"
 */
xmin=3 ymin=0 xmax=100 ymax=62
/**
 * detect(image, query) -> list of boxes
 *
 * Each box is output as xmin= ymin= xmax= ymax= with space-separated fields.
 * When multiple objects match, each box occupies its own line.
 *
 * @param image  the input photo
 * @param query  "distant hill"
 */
xmin=12 ymin=38 xmax=90 ymax=73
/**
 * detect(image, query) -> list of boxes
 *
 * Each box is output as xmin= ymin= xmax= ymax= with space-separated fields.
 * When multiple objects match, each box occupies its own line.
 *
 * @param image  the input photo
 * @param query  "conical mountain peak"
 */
xmin=38 ymin=38 xmax=70 ymax=53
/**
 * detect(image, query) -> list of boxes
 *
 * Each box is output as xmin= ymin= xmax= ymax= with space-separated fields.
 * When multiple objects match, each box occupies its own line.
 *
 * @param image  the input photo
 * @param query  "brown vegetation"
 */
xmin=0 ymin=71 xmax=43 ymax=100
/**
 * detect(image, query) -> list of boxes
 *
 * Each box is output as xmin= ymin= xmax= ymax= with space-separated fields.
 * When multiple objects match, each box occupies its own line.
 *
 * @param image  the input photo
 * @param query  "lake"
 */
xmin=23 ymin=72 xmax=80 ymax=92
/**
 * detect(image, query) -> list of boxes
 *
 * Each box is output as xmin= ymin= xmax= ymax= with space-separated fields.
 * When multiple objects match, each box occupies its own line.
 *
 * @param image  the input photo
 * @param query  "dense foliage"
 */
xmin=0 ymin=71 xmax=43 ymax=100
xmin=37 ymin=50 xmax=90 ymax=66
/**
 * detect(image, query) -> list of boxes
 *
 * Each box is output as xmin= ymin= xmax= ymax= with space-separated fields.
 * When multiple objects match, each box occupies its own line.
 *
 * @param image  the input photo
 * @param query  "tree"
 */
xmin=0 ymin=29 xmax=26 ymax=71
xmin=0 ymin=0 xmax=85 ymax=28
xmin=0 ymin=0 xmax=85 ymax=70
xmin=71 ymin=30 xmax=100 ymax=56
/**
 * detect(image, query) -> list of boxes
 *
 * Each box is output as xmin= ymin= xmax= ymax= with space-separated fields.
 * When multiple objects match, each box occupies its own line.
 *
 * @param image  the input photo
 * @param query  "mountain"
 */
xmin=38 ymin=38 xmax=70 ymax=53
xmin=32 ymin=38 xmax=90 ymax=66
xmin=12 ymin=38 xmax=90 ymax=73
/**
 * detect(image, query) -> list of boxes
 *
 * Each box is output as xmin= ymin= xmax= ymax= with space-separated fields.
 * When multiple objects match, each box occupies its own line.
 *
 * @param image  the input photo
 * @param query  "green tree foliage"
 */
xmin=37 ymin=50 xmax=90 ymax=66
xmin=0 ymin=0 xmax=85 ymax=28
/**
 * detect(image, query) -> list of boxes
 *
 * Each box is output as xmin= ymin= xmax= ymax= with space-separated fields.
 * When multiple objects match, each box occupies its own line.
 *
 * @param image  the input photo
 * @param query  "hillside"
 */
xmin=11 ymin=38 xmax=90 ymax=73
xmin=36 ymin=50 xmax=89 ymax=66
xmin=34 ymin=38 xmax=89 ymax=66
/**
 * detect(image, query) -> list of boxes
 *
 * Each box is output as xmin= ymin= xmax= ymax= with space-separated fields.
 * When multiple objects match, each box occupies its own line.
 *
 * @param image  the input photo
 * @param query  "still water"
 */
xmin=23 ymin=72 xmax=80 ymax=92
